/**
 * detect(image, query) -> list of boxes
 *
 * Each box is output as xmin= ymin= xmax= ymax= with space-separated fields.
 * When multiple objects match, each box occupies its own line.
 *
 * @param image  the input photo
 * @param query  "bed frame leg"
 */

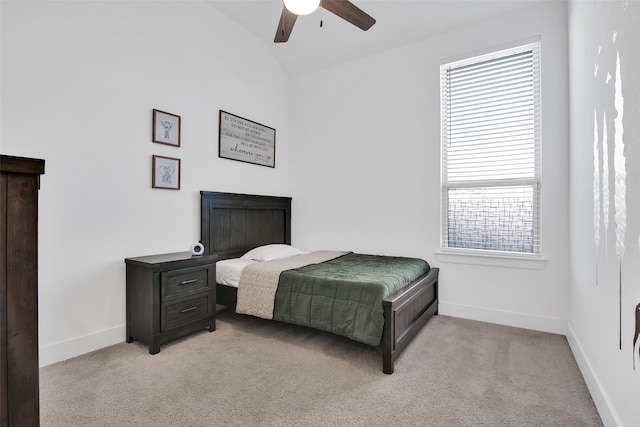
xmin=383 ymin=354 xmax=394 ymax=374
xmin=382 ymin=301 xmax=394 ymax=374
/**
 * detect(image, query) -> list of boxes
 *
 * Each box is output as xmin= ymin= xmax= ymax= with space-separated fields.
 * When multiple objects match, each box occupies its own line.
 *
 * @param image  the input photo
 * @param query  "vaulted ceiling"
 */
xmin=208 ymin=0 xmax=546 ymax=78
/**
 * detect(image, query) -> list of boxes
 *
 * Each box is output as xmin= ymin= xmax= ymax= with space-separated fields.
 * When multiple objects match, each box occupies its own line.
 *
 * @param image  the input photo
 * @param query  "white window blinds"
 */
xmin=440 ymin=41 xmax=541 ymax=255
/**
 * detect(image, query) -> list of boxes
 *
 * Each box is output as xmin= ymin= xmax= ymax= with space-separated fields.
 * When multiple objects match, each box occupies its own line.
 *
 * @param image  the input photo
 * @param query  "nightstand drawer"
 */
xmin=161 ymin=266 xmax=210 ymax=301
xmin=161 ymin=295 xmax=211 ymax=332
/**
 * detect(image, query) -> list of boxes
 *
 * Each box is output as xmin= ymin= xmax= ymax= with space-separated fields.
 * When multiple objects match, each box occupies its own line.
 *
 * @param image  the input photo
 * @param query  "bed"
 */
xmin=200 ymin=191 xmax=439 ymax=374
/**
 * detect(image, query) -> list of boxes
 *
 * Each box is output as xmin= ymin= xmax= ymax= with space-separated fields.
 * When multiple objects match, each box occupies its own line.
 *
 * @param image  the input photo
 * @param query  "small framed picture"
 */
xmin=152 ymin=109 xmax=181 ymax=147
xmin=152 ymin=155 xmax=181 ymax=190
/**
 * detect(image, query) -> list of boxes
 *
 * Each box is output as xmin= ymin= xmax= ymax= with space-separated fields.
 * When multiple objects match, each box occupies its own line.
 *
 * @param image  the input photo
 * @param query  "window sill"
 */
xmin=435 ymin=250 xmax=547 ymax=270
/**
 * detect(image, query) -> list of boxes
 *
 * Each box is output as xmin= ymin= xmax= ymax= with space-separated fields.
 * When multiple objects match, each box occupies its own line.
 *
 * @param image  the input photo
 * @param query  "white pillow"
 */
xmin=240 ymin=244 xmax=304 ymax=262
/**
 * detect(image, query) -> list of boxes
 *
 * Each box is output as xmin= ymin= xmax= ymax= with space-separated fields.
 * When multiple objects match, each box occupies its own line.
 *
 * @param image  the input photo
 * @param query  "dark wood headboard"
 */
xmin=200 ymin=191 xmax=292 ymax=260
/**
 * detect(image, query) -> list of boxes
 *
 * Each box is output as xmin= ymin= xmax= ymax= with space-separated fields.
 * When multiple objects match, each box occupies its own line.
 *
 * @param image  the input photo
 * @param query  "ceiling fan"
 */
xmin=274 ymin=0 xmax=376 ymax=43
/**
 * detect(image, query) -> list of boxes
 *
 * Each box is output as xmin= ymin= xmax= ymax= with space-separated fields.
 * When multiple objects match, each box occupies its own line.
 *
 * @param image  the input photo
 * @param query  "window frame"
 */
xmin=439 ymin=39 xmax=542 ymax=259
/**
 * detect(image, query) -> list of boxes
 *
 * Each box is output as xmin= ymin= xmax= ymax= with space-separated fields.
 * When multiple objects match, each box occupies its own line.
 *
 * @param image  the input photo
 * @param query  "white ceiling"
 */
xmin=208 ymin=0 xmax=546 ymax=78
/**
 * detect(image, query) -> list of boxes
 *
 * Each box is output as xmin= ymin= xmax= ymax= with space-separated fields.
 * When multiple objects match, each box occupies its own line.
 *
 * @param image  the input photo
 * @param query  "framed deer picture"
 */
xmin=152 ymin=109 xmax=181 ymax=147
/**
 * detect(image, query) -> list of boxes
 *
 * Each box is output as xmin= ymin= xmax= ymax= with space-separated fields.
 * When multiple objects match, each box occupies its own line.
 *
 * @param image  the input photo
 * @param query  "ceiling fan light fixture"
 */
xmin=283 ymin=0 xmax=320 ymax=16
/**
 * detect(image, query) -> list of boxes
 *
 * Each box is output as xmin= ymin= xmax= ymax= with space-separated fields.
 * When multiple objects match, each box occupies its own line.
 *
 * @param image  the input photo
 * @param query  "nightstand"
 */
xmin=124 ymin=252 xmax=216 ymax=354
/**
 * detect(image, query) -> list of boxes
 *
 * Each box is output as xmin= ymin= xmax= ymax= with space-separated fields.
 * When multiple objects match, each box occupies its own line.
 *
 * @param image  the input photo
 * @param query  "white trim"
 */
xmin=566 ymin=323 xmax=620 ymax=427
xmin=39 ymin=324 xmax=125 ymax=367
xmin=440 ymin=35 xmax=542 ymax=66
xmin=435 ymin=250 xmax=547 ymax=270
xmin=439 ymin=301 xmax=565 ymax=334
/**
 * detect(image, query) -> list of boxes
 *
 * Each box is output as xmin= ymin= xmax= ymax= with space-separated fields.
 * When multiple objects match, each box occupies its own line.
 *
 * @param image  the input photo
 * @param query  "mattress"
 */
xmin=215 ymin=258 xmax=255 ymax=287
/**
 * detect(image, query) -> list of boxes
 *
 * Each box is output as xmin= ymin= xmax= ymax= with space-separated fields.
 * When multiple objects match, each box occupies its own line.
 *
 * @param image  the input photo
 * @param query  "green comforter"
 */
xmin=272 ymin=253 xmax=430 ymax=346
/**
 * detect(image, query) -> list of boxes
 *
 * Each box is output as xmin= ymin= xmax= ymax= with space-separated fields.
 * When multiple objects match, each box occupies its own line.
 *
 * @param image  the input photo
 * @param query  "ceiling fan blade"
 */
xmin=274 ymin=7 xmax=298 ymax=43
xmin=321 ymin=0 xmax=376 ymax=31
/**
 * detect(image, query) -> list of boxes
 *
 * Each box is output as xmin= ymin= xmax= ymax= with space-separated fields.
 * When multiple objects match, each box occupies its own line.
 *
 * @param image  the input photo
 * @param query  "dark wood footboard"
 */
xmin=382 ymin=267 xmax=439 ymax=374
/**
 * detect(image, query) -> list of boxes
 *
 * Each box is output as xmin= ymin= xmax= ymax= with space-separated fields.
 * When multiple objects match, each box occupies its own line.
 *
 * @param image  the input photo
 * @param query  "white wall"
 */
xmin=568 ymin=1 xmax=640 ymax=426
xmin=1 ymin=0 xmax=292 ymax=366
xmin=5 ymin=2 xmax=634 ymax=423
xmin=290 ymin=1 xmax=570 ymax=334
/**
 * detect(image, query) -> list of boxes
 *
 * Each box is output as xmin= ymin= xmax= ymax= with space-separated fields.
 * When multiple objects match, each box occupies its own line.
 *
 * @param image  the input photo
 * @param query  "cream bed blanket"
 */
xmin=236 ymin=250 xmax=348 ymax=319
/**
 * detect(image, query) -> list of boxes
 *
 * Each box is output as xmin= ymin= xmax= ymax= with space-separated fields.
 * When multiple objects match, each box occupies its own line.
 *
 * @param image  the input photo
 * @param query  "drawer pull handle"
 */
xmin=180 ymin=279 xmax=198 ymax=285
xmin=180 ymin=306 xmax=197 ymax=314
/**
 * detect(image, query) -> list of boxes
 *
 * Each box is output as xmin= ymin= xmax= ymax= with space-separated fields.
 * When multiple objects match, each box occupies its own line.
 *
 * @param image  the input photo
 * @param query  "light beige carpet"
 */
xmin=40 ymin=310 xmax=602 ymax=426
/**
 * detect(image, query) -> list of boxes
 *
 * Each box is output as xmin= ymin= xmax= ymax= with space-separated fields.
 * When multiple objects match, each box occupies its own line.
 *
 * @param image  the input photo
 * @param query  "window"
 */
xmin=440 ymin=41 xmax=541 ymax=256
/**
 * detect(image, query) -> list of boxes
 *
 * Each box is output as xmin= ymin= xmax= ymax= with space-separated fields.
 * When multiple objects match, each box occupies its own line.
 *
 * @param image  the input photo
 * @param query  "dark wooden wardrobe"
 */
xmin=1 ymin=155 xmax=45 ymax=427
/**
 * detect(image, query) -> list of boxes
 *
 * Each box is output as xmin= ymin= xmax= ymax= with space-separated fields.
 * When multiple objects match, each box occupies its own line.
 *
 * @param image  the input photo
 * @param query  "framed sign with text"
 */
xmin=218 ymin=110 xmax=275 ymax=168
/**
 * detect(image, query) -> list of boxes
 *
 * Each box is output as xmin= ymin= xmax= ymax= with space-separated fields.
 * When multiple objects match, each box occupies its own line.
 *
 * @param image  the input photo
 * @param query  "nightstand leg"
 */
xmin=149 ymin=343 xmax=160 ymax=354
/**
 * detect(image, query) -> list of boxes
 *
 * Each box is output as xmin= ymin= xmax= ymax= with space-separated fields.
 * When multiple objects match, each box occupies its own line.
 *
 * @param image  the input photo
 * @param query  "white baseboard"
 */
xmin=438 ymin=301 xmax=567 ymax=335
xmin=40 ymin=303 xmax=561 ymax=366
xmin=566 ymin=323 xmax=620 ymax=427
xmin=39 ymin=324 xmax=126 ymax=367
